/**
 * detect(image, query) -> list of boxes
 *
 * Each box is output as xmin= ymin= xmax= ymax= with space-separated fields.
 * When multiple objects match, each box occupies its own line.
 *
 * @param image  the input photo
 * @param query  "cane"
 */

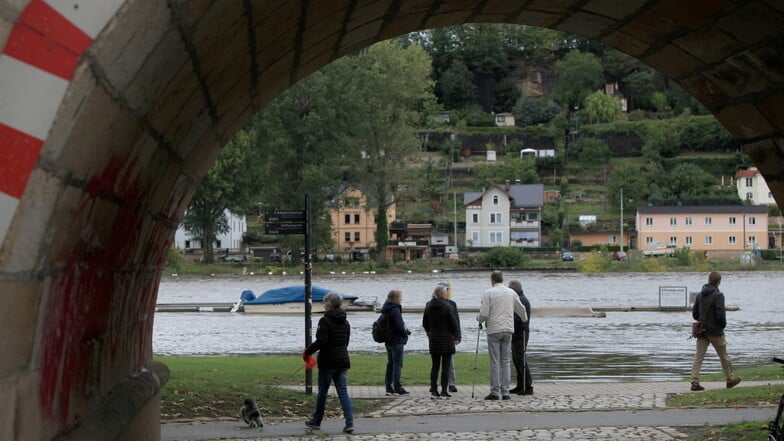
xmin=471 ymin=323 xmax=482 ymax=399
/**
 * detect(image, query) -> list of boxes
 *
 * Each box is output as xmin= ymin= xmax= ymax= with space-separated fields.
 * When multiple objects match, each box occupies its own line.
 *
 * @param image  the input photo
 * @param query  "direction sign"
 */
xmin=265 ymin=222 xmax=306 ymax=235
xmin=265 ymin=210 xmax=306 ymax=222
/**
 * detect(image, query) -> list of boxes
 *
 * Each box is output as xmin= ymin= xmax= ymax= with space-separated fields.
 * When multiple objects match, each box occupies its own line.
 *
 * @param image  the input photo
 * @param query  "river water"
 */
xmin=154 ymin=270 xmax=784 ymax=382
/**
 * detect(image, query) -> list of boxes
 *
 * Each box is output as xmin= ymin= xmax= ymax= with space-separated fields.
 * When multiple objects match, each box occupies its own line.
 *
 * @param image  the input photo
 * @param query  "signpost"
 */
xmin=263 ymin=200 xmax=313 ymax=393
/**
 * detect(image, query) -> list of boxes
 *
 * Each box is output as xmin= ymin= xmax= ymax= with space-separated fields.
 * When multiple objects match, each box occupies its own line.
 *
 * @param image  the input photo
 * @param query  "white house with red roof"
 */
xmin=464 ymin=182 xmax=544 ymax=248
xmin=736 ymin=167 xmax=776 ymax=206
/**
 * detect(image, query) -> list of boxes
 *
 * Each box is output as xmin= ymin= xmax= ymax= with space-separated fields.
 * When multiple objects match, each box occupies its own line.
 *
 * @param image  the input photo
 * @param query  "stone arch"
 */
xmin=1 ymin=1 xmax=783 ymax=439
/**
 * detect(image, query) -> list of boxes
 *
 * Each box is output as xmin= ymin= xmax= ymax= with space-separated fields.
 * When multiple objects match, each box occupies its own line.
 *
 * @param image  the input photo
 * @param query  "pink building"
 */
xmin=636 ymin=205 xmax=769 ymax=251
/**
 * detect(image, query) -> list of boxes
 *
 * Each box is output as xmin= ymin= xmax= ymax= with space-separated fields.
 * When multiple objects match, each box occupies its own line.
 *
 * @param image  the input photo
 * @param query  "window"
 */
xmin=685 ymin=217 xmax=692 ymax=225
xmin=749 ymin=216 xmax=756 ymax=225
xmin=705 ymin=236 xmax=713 ymax=245
xmin=609 ymin=235 xmax=617 ymax=244
xmin=705 ymin=216 xmax=712 ymax=225
xmin=496 ymin=115 xmax=506 ymax=123
xmin=490 ymin=213 xmax=503 ymax=224
xmin=646 ymin=217 xmax=653 ymax=226
xmin=746 ymin=192 xmax=753 ymax=201
xmin=354 ymin=232 xmax=360 ymax=242
xmin=728 ymin=236 xmax=736 ymax=245
xmin=354 ymin=213 xmax=360 ymax=224
xmin=472 ymin=213 xmax=478 ymax=223
xmin=489 ymin=232 xmax=503 ymax=243
xmin=184 ymin=240 xmax=191 ymax=249
xmin=344 ymin=232 xmax=351 ymax=242
xmin=493 ymin=195 xmax=499 ymax=205
xmin=685 ymin=236 xmax=693 ymax=246
xmin=745 ymin=177 xmax=753 ymax=187
xmin=646 ymin=237 xmax=654 ymax=245
xmin=669 ymin=237 xmax=677 ymax=246
xmin=748 ymin=236 xmax=756 ymax=245
xmin=344 ymin=214 xmax=351 ymax=224
xmin=471 ymin=232 xmax=479 ymax=244
xmin=729 ymin=216 xmax=736 ymax=225
xmin=669 ymin=217 xmax=677 ymax=226
xmin=215 ymin=240 xmax=222 ymax=248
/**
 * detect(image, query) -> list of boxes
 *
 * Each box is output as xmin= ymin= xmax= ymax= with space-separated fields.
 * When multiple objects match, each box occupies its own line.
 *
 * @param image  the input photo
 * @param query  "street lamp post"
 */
xmin=620 ymin=188 xmax=624 ymax=253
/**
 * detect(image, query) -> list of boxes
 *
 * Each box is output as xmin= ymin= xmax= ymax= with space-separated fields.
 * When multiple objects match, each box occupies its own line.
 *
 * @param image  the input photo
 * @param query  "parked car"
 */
xmin=220 ymin=254 xmax=246 ymax=262
xmin=561 ymin=251 xmax=574 ymax=261
xmin=612 ymin=251 xmax=628 ymax=261
xmin=269 ymin=251 xmax=282 ymax=262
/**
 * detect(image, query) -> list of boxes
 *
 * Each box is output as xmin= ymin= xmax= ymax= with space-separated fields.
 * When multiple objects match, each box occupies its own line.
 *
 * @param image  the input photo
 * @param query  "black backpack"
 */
xmin=372 ymin=312 xmax=392 ymax=343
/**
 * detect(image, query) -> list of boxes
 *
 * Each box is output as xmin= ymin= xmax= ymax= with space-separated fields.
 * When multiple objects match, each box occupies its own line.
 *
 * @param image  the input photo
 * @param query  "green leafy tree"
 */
xmin=345 ymin=40 xmax=436 ymax=261
xmin=576 ymin=138 xmax=612 ymax=165
xmin=651 ymin=92 xmax=670 ymax=113
xmin=622 ymin=69 xmax=656 ymax=110
xmin=583 ymin=90 xmax=620 ymax=123
xmin=666 ymin=163 xmax=715 ymax=200
xmin=512 ymin=97 xmax=561 ymax=126
xmin=474 ymin=156 xmax=538 ymax=189
xmin=607 ymin=165 xmax=650 ymax=211
xmin=554 ymin=50 xmax=604 ymax=111
xmin=438 ymin=60 xmax=477 ymax=109
xmin=182 ymin=130 xmax=265 ymax=262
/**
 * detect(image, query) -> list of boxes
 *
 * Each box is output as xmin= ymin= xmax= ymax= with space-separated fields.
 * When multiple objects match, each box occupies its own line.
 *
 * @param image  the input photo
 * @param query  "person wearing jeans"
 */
xmin=304 ymin=292 xmax=354 ymax=434
xmin=381 ymin=289 xmax=410 ymax=395
xmin=476 ymin=271 xmax=527 ymax=400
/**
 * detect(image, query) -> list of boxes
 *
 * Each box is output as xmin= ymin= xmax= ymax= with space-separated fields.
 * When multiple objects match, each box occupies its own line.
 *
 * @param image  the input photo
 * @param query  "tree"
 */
xmin=576 ymin=138 xmax=612 ymax=165
xmin=420 ymin=159 xmax=447 ymax=211
xmin=583 ymin=90 xmax=621 ymax=124
xmin=554 ymin=50 xmax=604 ymax=111
xmin=474 ymin=155 xmax=538 ymax=189
xmin=607 ymin=165 xmax=650 ymax=211
xmin=252 ymin=64 xmax=357 ymax=250
xmin=666 ymin=163 xmax=716 ymax=200
xmin=345 ymin=40 xmax=436 ymax=261
xmin=438 ymin=60 xmax=477 ymax=109
xmin=181 ymin=130 xmax=265 ymax=262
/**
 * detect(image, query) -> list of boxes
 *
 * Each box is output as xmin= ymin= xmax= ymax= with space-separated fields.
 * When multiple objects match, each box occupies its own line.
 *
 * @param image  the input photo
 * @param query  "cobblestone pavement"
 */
xmin=162 ymin=380 xmax=781 ymax=441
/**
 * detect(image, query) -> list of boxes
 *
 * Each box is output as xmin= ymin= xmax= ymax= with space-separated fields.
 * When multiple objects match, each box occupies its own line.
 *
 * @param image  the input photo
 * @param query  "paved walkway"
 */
xmin=161 ymin=380 xmax=781 ymax=440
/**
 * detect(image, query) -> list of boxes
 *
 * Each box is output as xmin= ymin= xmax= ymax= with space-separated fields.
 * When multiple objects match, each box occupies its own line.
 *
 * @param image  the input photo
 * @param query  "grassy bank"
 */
xmin=156 ymin=354 xmax=782 ymax=425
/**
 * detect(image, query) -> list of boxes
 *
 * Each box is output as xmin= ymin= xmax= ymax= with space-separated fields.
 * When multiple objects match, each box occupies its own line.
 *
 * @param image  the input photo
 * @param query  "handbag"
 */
xmin=690 ymin=293 xmax=716 ymax=339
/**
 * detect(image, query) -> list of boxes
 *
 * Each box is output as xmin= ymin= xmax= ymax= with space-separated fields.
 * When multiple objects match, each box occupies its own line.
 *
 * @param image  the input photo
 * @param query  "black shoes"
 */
xmin=342 ymin=423 xmax=354 ymax=434
xmin=395 ymin=387 xmax=410 ymax=395
xmin=305 ymin=420 xmax=320 ymax=430
xmin=502 ymin=395 xmax=511 ymax=400
xmin=448 ymin=385 xmax=458 ymax=392
xmin=430 ymin=388 xmax=440 ymax=398
xmin=440 ymin=391 xmax=452 ymax=398
xmin=509 ymin=387 xmax=522 ymax=394
xmin=484 ymin=394 xmax=499 ymax=400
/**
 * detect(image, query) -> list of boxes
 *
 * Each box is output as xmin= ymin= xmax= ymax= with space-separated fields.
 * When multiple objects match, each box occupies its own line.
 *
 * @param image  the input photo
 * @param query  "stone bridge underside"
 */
xmin=1 ymin=1 xmax=783 ymax=440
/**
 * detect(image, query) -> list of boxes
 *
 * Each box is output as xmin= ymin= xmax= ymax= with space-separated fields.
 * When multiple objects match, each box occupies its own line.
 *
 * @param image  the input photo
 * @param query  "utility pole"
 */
xmin=620 ymin=188 xmax=624 ymax=253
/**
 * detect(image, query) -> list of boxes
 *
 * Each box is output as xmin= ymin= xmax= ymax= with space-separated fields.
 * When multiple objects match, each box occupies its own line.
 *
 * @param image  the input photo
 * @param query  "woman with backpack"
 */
xmin=380 ymin=289 xmax=410 ymax=395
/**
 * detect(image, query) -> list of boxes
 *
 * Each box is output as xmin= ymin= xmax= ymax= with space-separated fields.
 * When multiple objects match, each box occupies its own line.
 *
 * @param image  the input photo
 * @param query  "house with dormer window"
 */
xmin=735 ymin=167 xmax=776 ymax=206
xmin=464 ymin=182 xmax=544 ymax=248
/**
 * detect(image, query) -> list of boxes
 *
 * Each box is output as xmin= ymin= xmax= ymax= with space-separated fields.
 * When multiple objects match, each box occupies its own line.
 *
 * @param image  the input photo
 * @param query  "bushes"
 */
xmin=481 ymin=247 xmax=525 ymax=267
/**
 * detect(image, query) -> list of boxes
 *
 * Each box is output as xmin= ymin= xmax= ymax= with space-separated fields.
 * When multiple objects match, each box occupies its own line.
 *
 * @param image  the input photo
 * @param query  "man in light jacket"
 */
xmin=476 ymin=270 xmax=527 ymax=400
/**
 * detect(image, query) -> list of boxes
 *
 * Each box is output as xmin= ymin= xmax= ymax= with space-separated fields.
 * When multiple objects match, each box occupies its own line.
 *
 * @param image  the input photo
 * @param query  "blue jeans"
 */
xmin=385 ymin=343 xmax=405 ymax=391
xmin=487 ymin=332 xmax=513 ymax=396
xmin=310 ymin=368 xmax=353 ymax=426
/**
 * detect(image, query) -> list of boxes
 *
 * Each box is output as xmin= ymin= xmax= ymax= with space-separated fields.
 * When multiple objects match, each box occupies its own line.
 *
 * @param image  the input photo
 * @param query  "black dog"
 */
xmin=240 ymin=397 xmax=263 ymax=428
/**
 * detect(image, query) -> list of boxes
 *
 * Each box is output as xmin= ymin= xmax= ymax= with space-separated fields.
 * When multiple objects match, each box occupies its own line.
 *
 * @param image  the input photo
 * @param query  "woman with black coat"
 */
xmin=422 ymin=284 xmax=459 ymax=398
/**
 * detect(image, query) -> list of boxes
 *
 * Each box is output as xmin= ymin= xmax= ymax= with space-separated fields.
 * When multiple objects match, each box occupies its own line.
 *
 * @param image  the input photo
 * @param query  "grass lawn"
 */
xmin=156 ymin=353 xmax=488 ymax=421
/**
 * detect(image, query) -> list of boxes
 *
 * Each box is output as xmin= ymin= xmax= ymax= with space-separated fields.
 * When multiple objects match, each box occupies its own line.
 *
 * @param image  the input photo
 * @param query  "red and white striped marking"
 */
xmin=0 ymin=0 xmax=123 ymax=246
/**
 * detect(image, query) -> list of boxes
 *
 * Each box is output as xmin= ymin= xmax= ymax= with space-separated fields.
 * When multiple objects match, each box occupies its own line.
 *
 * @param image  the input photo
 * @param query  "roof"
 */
xmin=463 ymin=184 xmax=544 ymax=208
xmin=735 ymin=168 xmax=760 ymax=178
xmin=637 ymin=205 xmax=769 ymax=214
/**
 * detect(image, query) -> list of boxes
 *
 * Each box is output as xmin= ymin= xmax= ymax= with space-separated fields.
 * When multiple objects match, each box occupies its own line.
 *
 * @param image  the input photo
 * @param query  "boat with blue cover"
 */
xmin=236 ymin=285 xmax=359 ymax=314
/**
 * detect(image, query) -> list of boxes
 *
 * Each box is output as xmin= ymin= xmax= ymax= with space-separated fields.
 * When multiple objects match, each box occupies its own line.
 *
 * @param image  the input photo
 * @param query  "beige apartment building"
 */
xmin=636 ymin=205 xmax=769 ymax=252
xmin=326 ymin=183 xmax=396 ymax=256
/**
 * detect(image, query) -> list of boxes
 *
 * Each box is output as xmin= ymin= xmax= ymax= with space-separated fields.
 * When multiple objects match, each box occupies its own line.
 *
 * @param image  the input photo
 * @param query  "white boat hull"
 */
xmin=243 ymin=298 xmax=354 ymax=314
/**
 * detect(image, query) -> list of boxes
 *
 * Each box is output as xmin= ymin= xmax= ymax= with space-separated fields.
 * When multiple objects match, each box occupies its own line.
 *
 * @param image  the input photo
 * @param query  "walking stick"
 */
xmin=471 ymin=323 xmax=482 ymax=399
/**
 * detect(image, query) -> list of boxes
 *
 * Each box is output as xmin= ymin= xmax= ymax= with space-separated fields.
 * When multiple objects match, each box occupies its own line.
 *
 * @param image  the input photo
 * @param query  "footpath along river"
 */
xmin=154 ymin=270 xmax=783 ymax=382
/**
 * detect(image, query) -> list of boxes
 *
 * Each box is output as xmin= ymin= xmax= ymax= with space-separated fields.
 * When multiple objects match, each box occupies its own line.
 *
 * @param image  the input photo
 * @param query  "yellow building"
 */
xmin=326 ymin=184 xmax=396 ymax=257
xmin=636 ymin=205 xmax=769 ymax=252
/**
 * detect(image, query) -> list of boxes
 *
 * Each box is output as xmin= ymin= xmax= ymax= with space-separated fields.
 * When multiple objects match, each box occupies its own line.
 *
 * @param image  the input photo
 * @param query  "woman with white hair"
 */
xmin=422 ymin=284 xmax=459 ymax=398
xmin=304 ymin=292 xmax=354 ymax=434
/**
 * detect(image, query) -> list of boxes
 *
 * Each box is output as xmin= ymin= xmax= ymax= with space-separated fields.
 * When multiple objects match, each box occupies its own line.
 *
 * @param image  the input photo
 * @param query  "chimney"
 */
xmin=505 ymin=179 xmax=511 ymax=191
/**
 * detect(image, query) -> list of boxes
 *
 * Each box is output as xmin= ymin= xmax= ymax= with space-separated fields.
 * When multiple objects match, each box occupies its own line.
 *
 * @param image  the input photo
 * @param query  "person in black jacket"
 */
xmin=381 ymin=289 xmax=410 ymax=395
xmin=690 ymin=271 xmax=741 ymax=392
xmin=423 ymin=284 xmax=459 ymax=398
xmin=508 ymin=279 xmax=533 ymax=395
xmin=439 ymin=282 xmax=462 ymax=393
xmin=304 ymin=292 xmax=354 ymax=434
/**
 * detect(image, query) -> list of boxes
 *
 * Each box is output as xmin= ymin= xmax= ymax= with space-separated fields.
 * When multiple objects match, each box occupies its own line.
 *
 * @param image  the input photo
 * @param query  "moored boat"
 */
xmin=237 ymin=285 xmax=358 ymax=314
